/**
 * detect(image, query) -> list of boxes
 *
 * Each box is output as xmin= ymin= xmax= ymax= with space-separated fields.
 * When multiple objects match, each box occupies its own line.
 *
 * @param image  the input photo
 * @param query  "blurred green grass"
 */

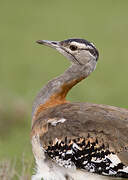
xmin=0 ymin=0 xmax=128 ymax=177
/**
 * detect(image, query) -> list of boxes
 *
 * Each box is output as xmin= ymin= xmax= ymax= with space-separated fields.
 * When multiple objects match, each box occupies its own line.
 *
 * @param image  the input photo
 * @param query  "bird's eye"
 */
xmin=69 ymin=45 xmax=77 ymax=51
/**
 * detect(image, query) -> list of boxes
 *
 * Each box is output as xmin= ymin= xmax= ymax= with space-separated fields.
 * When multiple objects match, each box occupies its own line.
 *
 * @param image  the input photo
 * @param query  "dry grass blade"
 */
xmin=0 ymin=156 xmax=32 ymax=180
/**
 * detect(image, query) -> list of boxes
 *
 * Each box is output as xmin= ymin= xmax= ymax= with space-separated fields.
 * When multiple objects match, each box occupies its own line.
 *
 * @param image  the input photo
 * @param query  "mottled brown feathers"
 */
xmin=31 ymin=102 xmax=128 ymax=165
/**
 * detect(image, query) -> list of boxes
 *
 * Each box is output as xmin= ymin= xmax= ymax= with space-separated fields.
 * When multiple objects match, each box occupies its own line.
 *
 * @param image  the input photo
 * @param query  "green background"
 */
xmin=0 ymin=0 xmax=128 ymax=178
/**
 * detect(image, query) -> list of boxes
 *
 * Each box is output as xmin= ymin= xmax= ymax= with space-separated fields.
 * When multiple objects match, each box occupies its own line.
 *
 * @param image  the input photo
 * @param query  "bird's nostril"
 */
xmin=36 ymin=40 xmax=43 ymax=44
xmin=52 ymin=42 xmax=57 ymax=45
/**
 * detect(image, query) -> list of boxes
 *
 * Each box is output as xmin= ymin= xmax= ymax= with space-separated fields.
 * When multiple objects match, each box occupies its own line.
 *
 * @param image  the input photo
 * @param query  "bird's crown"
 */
xmin=60 ymin=38 xmax=99 ymax=61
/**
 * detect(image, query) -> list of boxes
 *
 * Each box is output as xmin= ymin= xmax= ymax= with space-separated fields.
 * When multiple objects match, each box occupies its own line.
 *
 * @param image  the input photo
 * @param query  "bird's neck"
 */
xmin=32 ymin=62 xmax=95 ymax=125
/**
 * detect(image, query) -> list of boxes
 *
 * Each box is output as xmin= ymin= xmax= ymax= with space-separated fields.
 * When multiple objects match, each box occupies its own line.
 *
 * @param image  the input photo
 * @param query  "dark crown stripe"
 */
xmin=61 ymin=38 xmax=99 ymax=60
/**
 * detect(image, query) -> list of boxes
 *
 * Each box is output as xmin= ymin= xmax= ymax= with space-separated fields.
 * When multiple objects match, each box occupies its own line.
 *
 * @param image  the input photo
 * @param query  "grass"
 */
xmin=0 ymin=0 xmax=128 ymax=179
xmin=0 ymin=160 xmax=125 ymax=180
xmin=0 ymin=158 xmax=33 ymax=180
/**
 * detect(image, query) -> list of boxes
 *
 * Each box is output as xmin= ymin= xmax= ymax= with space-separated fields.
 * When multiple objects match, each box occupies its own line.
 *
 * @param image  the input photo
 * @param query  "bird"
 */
xmin=31 ymin=38 xmax=128 ymax=180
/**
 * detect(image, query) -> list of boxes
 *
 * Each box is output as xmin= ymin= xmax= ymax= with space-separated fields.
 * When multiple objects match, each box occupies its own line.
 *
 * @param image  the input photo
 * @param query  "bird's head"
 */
xmin=36 ymin=38 xmax=99 ymax=70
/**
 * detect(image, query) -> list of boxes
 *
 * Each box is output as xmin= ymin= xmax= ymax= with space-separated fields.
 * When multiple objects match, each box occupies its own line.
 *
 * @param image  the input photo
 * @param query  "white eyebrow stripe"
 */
xmin=70 ymin=41 xmax=93 ymax=49
xmin=70 ymin=42 xmax=86 ymax=49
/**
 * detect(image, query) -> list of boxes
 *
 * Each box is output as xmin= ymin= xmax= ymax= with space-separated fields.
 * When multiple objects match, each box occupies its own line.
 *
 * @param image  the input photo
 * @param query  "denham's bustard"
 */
xmin=31 ymin=38 xmax=128 ymax=180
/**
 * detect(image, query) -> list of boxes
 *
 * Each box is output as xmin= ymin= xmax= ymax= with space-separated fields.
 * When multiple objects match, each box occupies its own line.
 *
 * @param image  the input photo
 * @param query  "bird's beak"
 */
xmin=36 ymin=40 xmax=60 ymax=49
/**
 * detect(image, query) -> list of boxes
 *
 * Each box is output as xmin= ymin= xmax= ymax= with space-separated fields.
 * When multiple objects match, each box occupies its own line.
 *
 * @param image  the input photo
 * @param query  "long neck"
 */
xmin=32 ymin=62 xmax=95 ymax=123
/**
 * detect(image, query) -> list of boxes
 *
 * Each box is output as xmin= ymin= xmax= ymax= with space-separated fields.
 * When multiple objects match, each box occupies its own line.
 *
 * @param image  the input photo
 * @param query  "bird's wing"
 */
xmin=31 ymin=102 xmax=128 ymax=177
